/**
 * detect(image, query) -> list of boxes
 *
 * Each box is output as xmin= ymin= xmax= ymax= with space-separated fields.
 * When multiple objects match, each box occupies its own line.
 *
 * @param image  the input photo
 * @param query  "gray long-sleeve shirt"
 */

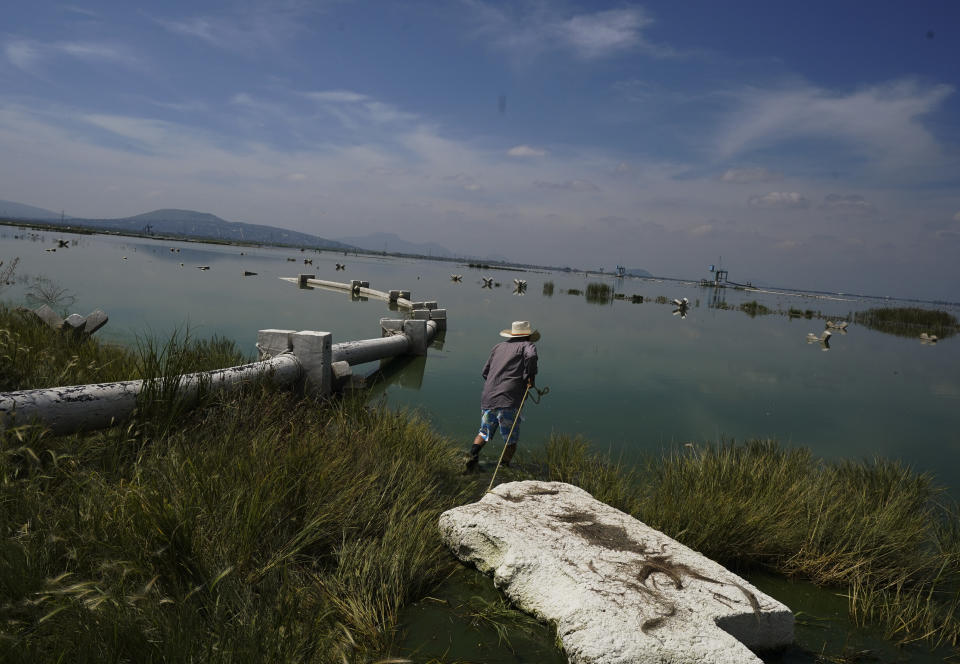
xmin=480 ymin=338 xmax=538 ymax=409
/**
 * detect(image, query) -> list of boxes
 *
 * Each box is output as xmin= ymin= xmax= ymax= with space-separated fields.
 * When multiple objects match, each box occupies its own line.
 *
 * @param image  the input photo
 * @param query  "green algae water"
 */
xmin=3 ymin=227 xmax=959 ymax=662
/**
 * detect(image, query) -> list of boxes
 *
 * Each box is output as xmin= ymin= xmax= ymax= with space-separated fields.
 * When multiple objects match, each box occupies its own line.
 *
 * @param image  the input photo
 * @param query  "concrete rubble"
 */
xmin=23 ymin=305 xmax=109 ymax=336
xmin=439 ymin=481 xmax=794 ymax=664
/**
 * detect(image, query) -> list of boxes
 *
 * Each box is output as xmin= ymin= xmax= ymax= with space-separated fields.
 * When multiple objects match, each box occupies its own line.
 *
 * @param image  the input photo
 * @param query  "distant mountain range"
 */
xmin=0 ymin=201 xmax=352 ymax=250
xmin=0 ymin=199 xmax=471 ymax=259
xmin=0 ymin=198 xmax=651 ymax=275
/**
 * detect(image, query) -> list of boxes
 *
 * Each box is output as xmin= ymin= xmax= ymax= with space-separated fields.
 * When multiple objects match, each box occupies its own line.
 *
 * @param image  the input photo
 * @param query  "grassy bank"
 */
xmin=3 ymin=302 xmax=959 ymax=660
xmin=1 ymin=304 xmax=471 ymax=662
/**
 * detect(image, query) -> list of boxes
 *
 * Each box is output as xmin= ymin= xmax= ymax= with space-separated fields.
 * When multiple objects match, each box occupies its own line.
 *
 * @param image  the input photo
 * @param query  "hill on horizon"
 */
xmin=0 ymin=199 xmax=62 ymax=221
xmin=1 ymin=202 xmax=352 ymax=250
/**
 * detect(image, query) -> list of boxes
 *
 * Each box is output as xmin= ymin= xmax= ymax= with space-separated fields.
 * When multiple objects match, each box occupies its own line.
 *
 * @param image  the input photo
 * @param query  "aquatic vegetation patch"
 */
xmin=854 ymin=306 xmax=959 ymax=339
xmin=585 ymin=282 xmax=612 ymax=304
xmin=738 ymin=300 xmax=772 ymax=317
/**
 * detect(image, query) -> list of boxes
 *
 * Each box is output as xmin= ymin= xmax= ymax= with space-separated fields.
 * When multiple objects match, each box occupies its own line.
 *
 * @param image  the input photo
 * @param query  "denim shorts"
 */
xmin=478 ymin=408 xmax=522 ymax=446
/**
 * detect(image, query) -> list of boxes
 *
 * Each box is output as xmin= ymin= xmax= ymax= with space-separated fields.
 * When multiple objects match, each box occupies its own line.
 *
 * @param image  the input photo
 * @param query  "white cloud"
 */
xmin=307 ymin=90 xmax=370 ymax=104
xmin=154 ymin=4 xmax=315 ymax=52
xmin=4 ymin=39 xmax=137 ymax=71
xmin=82 ymin=114 xmax=187 ymax=154
xmin=820 ymin=193 xmax=876 ymax=215
xmin=748 ymin=192 xmax=809 ymax=209
xmin=534 ymin=179 xmax=600 ymax=192
xmin=304 ymin=90 xmax=418 ymax=128
xmin=507 ymin=144 xmax=548 ymax=157
xmin=719 ymin=167 xmax=781 ymax=184
xmin=717 ymin=81 xmax=953 ymax=170
xmin=4 ymin=40 xmax=40 ymax=70
xmin=467 ymin=3 xmax=661 ymax=62
xmin=558 ymin=9 xmax=651 ymax=60
xmin=443 ymin=173 xmax=482 ymax=191
xmin=58 ymin=42 xmax=128 ymax=62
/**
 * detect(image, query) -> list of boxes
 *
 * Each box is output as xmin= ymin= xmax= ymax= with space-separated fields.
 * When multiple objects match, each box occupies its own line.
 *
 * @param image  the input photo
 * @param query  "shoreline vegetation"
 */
xmin=2 ymin=304 xmax=959 ymax=661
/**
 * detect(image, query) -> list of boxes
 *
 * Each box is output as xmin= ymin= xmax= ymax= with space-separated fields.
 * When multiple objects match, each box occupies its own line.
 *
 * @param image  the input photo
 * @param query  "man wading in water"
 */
xmin=465 ymin=321 xmax=539 ymax=473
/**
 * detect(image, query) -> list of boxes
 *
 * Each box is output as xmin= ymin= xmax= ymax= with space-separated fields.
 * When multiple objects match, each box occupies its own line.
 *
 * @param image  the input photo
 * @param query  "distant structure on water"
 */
xmin=699 ymin=259 xmax=751 ymax=289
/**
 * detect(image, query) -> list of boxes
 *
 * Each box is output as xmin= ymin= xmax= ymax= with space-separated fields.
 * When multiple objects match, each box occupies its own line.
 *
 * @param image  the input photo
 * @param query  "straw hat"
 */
xmin=500 ymin=320 xmax=540 ymax=340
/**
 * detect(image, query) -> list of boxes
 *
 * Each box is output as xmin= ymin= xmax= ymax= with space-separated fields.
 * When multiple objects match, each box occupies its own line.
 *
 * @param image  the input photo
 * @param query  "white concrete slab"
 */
xmin=439 ymin=481 xmax=793 ymax=664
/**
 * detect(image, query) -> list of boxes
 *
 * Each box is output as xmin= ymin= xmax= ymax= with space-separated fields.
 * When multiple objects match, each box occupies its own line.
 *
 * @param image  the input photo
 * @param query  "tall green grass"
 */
xmin=1 ymin=386 xmax=471 ymax=662
xmin=0 ymin=303 xmax=245 ymax=392
xmin=1 ymin=301 xmax=472 ymax=661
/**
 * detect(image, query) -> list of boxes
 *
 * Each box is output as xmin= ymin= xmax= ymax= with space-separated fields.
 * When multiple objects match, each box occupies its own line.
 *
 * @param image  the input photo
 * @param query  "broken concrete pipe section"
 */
xmin=439 ymin=481 xmax=794 ymax=664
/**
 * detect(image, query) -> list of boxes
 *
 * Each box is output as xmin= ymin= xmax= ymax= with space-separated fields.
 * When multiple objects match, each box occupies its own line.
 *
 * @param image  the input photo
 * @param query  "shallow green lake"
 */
xmin=3 ymin=227 xmax=956 ymax=490
xmin=2 ymin=227 xmax=958 ymax=662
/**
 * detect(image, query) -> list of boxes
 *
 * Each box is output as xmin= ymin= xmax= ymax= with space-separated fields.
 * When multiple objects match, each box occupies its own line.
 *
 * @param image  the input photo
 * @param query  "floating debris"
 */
xmin=451 ymin=274 xmax=463 ymax=282
xmin=243 ymin=271 xmax=257 ymax=276
xmin=197 ymin=266 xmax=210 ymax=271
xmin=286 ymin=257 xmax=296 ymax=262
xmin=672 ymin=297 xmax=690 ymax=318
xmin=22 ymin=304 xmax=109 ymax=336
xmin=825 ymin=320 xmax=849 ymax=330
xmin=481 ymin=277 xmax=494 ymax=288
xmin=335 ymin=263 xmax=346 ymax=271
xmin=57 ymin=239 xmax=69 ymax=248
xmin=920 ymin=332 xmax=938 ymax=345
xmin=45 ymin=248 xmax=56 ymax=252
xmin=304 ymin=258 xmax=313 ymax=265
xmin=806 ymin=330 xmax=832 ymax=350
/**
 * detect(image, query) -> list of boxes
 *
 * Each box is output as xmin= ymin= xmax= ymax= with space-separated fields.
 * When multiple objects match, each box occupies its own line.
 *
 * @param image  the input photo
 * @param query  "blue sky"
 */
xmin=2 ymin=1 xmax=959 ymax=299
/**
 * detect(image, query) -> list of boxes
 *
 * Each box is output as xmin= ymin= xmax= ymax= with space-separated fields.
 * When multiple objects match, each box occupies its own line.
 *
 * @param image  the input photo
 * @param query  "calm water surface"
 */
xmin=2 ymin=228 xmax=958 ymax=490
xmin=3 ymin=228 xmax=959 ymax=662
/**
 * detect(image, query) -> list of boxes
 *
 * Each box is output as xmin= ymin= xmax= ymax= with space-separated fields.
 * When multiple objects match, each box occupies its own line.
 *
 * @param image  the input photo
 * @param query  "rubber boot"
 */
xmin=501 ymin=443 xmax=517 ymax=468
xmin=464 ymin=441 xmax=483 ymax=473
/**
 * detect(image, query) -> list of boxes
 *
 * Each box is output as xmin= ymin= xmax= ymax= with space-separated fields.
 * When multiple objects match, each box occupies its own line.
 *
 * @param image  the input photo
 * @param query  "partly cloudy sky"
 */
xmin=2 ymin=0 xmax=959 ymax=299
